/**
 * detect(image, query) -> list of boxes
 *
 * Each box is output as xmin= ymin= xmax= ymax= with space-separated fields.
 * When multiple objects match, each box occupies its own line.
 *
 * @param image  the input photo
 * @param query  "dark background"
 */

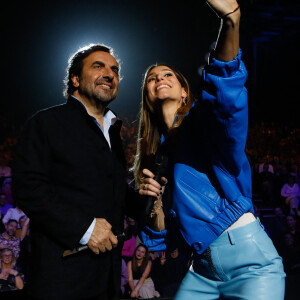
xmin=1 ymin=0 xmax=300 ymax=127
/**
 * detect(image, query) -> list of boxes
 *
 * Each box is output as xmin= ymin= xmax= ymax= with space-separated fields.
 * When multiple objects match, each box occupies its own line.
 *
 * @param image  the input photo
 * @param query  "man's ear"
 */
xmin=71 ymin=74 xmax=80 ymax=88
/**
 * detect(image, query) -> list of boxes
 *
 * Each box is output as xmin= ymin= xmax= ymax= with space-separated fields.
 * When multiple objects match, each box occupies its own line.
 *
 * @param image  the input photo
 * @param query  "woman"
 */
xmin=281 ymin=175 xmax=300 ymax=216
xmin=0 ymin=248 xmax=24 ymax=291
xmin=133 ymin=1 xmax=285 ymax=299
xmin=127 ymin=244 xmax=159 ymax=298
xmin=122 ymin=217 xmax=136 ymax=263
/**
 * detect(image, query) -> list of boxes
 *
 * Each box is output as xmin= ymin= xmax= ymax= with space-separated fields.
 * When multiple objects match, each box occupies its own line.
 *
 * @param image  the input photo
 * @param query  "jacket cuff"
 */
xmin=207 ymin=48 xmax=242 ymax=78
xmin=140 ymin=226 xmax=167 ymax=251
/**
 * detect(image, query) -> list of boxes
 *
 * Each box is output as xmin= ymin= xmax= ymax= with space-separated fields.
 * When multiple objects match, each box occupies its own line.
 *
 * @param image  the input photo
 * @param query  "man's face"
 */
xmin=72 ymin=51 xmax=119 ymax=105
xmin=5 ymin=221 xmax=17 ymax=236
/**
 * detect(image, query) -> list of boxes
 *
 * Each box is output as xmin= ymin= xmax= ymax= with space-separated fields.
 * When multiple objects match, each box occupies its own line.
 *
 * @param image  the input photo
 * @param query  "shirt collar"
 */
xmin=71 ymin=95 xmax=118 ymax=126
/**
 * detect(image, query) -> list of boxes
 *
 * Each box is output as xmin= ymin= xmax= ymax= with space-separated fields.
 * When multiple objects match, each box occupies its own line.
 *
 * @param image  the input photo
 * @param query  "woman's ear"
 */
xmin=181 ymin=88 xmax=187 ymax=100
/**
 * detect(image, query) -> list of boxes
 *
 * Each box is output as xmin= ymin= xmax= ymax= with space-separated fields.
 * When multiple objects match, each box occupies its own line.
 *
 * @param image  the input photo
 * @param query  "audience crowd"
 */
xmin=0 ymin=115 xmax=299 ymax=298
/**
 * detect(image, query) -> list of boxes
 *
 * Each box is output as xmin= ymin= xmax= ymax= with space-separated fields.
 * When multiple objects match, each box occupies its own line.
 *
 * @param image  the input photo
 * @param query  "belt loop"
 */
xmin=227 ymin=231 xmax=235 ymax=245
xmin=257 ymin=217 xmax=265 ymax=230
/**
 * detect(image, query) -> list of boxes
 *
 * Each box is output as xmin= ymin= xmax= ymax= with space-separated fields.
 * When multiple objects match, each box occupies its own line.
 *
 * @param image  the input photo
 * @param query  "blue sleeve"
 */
xmin=140 ymin=226 xmax=167 ymax=251
xmin=201 ymin=49 xmax=249 ymax=176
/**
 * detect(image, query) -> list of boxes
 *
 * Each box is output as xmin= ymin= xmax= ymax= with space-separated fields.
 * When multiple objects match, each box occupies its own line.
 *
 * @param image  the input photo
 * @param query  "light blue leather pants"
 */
xmin=175 ymin=219 xmax=285 ymax=300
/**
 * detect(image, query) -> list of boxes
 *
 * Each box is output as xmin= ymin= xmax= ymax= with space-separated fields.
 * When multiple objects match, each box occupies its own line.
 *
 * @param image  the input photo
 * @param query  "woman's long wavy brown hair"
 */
xmin=132 ymin=244 xmax=149 ymax=274
xmin=132 ymin=64 xmax=194 ymax=187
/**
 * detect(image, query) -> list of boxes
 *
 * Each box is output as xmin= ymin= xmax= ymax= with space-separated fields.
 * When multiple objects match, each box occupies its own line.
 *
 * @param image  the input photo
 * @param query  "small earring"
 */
xmin=183 ymin=97 xmax=187 ymax=105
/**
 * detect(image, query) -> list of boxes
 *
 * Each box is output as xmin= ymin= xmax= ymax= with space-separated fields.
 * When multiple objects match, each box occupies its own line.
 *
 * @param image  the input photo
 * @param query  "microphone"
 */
xmin=62 ymin=228 xmax=131 ymax=257
xmin=144 ymin=153 xmax=168 ymax=219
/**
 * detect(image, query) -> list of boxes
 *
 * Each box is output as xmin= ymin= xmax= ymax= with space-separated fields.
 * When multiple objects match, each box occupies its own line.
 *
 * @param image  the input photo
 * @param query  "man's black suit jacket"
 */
xmin=12 ymin=97 xmax=140 ymax=299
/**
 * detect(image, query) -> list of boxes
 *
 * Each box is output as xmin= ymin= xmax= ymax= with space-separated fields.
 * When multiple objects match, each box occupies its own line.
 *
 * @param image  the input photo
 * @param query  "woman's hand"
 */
xmin=139 ymin=169 xmax=167 ymax=231
xmin=205 ymin=0 xmax=240 ymax=19
xmin=160 ymin=251 xmax=167 ymax=265
xmin=139 ymin=168 xmax=168 ymax=198
xmin=130 ymin=289 xmax=139 ymax=298
xmin=0 ymin=271 xmax=9 ymax=280
xmin=5 ymin=268 xmax=18 ymax=276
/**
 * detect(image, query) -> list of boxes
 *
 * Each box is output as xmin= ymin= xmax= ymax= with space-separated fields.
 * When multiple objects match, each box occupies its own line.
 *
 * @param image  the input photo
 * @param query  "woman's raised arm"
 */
xmin=206 ymin=0 xmax=240 ymax=61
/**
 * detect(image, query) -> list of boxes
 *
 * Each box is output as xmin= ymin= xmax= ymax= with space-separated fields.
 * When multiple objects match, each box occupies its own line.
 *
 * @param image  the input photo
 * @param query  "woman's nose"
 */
xmin=156 ymin=73 xmax=164 ymax=82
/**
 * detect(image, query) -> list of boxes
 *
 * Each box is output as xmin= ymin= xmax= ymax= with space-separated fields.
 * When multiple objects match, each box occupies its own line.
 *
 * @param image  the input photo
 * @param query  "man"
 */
xmin=0 ymin=219 xmax=20 ymax=258
xmin=12 ymin=44 xmax=140 ymax=300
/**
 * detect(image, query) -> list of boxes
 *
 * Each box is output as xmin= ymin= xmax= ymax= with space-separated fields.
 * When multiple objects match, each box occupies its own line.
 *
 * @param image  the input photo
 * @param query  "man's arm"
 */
xmin=13 ymin=114 xmax=118 ymax=254
xmin=13 ymin=115 xmax=114 ymax=253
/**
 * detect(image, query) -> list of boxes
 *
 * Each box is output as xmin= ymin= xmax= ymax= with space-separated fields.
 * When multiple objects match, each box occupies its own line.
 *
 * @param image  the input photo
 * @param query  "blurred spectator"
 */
xmin=285 ymin=215 xmax=300 ymax=246
xmin=257 ymin=163 xmax=276 ymax=205
xmin=0 ymin=193 xmax=13 ymax=217
xmin=120 ymin=258 xmax=128 ymax=297
xmin=0 ymin=220 xmax=20 ymax=258
xmin=148 ymin=251 xmax=160 ymax=262
xmin=127 ymin=243 xmax=159 ymax=299
xmin=279 ymin=233 xmax=300 ymax=275
xmin=273 ymin=207 xmax=287 ymax=233
xmin=0 ymin=157 xmax=11 ymax=178
xmin=2 ymin=206 xmax=25 ymax=225
xmin=0 ymin=248 xmax=24 ymax=291
xmin=272 ymin=155 xmax=284 ymax=176
xmin=266 ymin=207 xmax=287 ymax=250
xmin=122 ymin=217 xmax=136 ymax=263
xmin=16 ymin=216 xmax=31 ymax=281
xmin=126 ymin=216 xmax=138 ymax=238
xmin=15 ymin=215 xmax=30 ymax=239
xmin=152 ymin=248 xmax=188 ymax=297
xmin=281 ymin=175 xmax=300 ymax=216
xmin=295 ymin=165 xmax=300 ymax=186
xmin=0 ymin=218 xmax=4 ymax=234
xmin=1 ymin=177 xmax=13 ymax=204
xmin=258 ymin=159 xmax=274 ymax=174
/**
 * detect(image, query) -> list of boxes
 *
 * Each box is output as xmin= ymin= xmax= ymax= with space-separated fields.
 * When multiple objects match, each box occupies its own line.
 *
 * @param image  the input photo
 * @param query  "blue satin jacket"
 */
xmin=141 ymin=49 xmax=254 ymax=255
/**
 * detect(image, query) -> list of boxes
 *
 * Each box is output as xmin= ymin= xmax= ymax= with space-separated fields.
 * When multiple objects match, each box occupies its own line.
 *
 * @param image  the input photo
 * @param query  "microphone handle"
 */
xmin=144 ymin=173 xmax=161 ymax=217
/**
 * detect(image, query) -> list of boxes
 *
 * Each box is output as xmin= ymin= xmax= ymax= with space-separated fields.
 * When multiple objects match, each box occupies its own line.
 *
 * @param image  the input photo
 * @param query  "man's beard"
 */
xmin=78 ymin=82 xmax=118 ymax=107
xmin=7 ymin=231 xmax=15 ymax=236
xmin=93 ymin=90 xmax=117 ymax=107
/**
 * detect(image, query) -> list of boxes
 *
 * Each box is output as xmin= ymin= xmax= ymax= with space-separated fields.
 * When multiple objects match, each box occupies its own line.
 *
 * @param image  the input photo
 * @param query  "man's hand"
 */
xmin=87 ymin=218 xmax=118 ymax=254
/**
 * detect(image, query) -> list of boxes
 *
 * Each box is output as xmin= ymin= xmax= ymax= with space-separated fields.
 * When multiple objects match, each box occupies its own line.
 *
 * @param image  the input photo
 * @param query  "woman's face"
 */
xmin=145 ymin=66 xmax=187 ymax=107
xmin=135 ymin=246 xmax=146 ymax=260
xmin=1 ymin=250 xmax=13 ymax=264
